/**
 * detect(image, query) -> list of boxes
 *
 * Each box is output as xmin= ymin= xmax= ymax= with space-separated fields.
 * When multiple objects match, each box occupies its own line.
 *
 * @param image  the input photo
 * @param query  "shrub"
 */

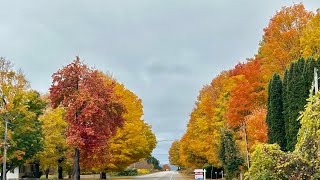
xmin=116 ymin=168 xmax=138 ymax=176
xmin=137 ymin=169 xmax=150 ymax=175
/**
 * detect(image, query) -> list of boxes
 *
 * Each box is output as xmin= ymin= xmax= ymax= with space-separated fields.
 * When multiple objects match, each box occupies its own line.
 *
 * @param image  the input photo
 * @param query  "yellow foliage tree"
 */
xmin=258 ymin=4 xmax=313 ymax=76
xmin=169 ymin=140 xmax=181 ymax=167
xmin=37 ymin=107 xmax=69 ymax=179
xmin=301 ymin=10 xmax=320 ymax=59
xmin=89 ymin=76 xmax=157 ymax=172
xmin=179 ymin=71 xmax=236 ymax=168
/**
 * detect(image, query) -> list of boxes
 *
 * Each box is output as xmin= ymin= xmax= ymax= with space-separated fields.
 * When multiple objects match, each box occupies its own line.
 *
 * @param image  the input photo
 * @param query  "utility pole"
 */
xmin=2 ymin=115 xmax=8 ymax=180
xmin=314 ymin=67 xmax=318 ymax=94
xmin=243 ymin=121 xmax=250 ymax=180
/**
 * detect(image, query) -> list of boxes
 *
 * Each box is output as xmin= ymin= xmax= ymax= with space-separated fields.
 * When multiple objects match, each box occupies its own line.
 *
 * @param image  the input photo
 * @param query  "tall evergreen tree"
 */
xmin=304 ymin=58 xmax=316 ymax=87
xmin=282 ymin=58 xmax=318 ymax=151
xmin=304 ymin=57 xmax=317 ymax=94
xmin=219 ymin=129 xmax=243 ymax=180
xmin=283 ymin=64 xmax=293 ymax=151
xmin=266 ymin=73 xmax=286 ymax=150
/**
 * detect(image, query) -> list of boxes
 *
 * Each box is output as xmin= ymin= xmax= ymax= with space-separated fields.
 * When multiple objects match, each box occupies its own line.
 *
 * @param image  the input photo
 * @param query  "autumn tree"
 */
xmin=266 ymin=73 xmax=286 ymax=150
xmin=169 ymin=140 xmax=181 ymax=167
xmin=226 ymin=59 xmax=267 ymax=171
xmin=92 ymin=77 xmax=156 ymax=174
xmin=0 ymin=58 xmax=46 ymax=179
xmin=37 ymin=107 xmax=69 ymax=179
xmin=245 ymin=107 xmax=268 ymax=149
xmin=109 ymin=79 xmax=156 ymax=171
xmin=300 ymin=10 xmax=320 ymax=59
xmin=295 ymin=92 xmax=320 ymax=177
xmin=258 ymin=3 xmax=313 ymax=76
xmin=178 ymin=71 xmax=236 ymax=169
xmin=227 ymin=59 xmax=267 ymax=128
xmin=162 ymin=164 xmax=171 ymax=171
xmin=49 ymin=57 xmax=125 ymax=180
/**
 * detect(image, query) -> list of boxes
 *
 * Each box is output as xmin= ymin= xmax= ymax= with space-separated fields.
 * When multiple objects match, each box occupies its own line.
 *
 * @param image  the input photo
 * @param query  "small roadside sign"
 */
xmin=194 ymin=169 xmax=206 ymax=180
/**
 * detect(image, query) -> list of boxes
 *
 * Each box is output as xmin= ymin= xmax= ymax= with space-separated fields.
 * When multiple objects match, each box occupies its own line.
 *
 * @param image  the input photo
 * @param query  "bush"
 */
xmin=116 ymin=168 xmax=138 ymax=176
xmin=137 ymin=169 xmax=150 ymax=175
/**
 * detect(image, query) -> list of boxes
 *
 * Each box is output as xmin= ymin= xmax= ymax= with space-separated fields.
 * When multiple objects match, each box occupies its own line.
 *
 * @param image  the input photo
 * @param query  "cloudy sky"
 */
xmin=0 ymin=0 xmax=319 ymax=165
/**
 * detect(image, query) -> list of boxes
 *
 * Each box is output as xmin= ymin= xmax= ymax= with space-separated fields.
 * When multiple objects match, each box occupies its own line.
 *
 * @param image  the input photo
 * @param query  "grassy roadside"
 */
xmin=178 ymin=172 xmax=194 ymax=180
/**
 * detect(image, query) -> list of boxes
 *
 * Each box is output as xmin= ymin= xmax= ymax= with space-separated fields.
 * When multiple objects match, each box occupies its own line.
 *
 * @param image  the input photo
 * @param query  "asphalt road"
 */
xmin=132 ymin=171 xmax=187 ymax=180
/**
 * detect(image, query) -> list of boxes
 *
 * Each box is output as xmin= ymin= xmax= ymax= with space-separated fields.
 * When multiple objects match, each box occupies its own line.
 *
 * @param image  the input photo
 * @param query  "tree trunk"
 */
xmin=100 ymin=172 xmax=106 ymax=179
xmin=35 ymin=162 xmax=40 ymax=178
xmin=73 ymin=148 xmax=80 ymax=180
xmin=58 ymin=158 xmax=64 ymax=179
xmin=45 ymin=168 xmax=50 ymax=179
xmin=58 ymin=166 xmax=63 ymax=179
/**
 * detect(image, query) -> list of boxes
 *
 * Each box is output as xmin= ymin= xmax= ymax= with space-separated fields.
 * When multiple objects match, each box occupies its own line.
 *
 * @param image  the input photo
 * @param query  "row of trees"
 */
xmin=0 ymin=58 xmax=157 ymax=180
xmin=169 ymin=4 xmax=320 ymax=179
xmin=267 ymin=58 xmax=320 ymax=151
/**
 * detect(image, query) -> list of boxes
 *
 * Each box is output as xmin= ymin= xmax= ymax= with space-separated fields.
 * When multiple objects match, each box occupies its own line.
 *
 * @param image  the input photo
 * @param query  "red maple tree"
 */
xmin=49 ymin=57 xmax=125 ymax=180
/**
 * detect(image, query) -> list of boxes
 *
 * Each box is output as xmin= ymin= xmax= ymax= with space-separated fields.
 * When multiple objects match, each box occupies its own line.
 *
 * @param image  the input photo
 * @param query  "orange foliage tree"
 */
xmin=225 ymin=59 xmax=267 ymax=171
xmin=244 ymin=107 xmax=268 ymax=150
xmin=178 ymin=71 xmax=235 ymax=168
xmin=226 ymin=59 xmax=267 ymax=128
xmin=258 ymin=4 xmax=313 ymax=76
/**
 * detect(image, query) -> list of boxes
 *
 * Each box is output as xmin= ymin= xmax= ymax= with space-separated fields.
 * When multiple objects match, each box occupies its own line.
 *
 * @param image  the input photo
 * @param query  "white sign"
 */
xmin=194 ymin=169 xmax=206 ymax=180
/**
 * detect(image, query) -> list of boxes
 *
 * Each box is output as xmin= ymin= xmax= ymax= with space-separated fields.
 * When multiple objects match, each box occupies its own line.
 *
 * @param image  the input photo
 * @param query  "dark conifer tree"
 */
xmin=266 ymin=73 xmax=286 ymax=150
xmin=283 ymin=58 xmax=309 ymax=151
xmin=219 ymin=129 xmax=243 ymax=180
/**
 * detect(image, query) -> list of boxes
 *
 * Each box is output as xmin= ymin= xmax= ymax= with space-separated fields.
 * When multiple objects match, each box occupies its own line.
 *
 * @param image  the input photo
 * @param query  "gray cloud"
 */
xmin=0 ymin=0 xmax=318 ymax=165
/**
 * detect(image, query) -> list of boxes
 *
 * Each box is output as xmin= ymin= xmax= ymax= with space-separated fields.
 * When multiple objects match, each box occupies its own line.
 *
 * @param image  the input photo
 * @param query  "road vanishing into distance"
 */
xmin=132 ymin=171 xmax=187 ymax=180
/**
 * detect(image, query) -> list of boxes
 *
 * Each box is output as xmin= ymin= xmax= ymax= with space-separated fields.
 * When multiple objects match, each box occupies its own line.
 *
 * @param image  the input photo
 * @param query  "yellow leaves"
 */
xmin=301 ymin=11 xmax=320 ymax=59
xmin=87 ymin=75 xmax=156 ymax=171
xmin=38 ymin=107 xmax=68 ymax=170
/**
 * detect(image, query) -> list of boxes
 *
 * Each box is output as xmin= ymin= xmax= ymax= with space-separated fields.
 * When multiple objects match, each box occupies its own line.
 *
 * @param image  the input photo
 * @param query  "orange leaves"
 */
xmin=245 ymin=107 xmax=268 ymax=150
xmin=177 ymin=4 xmax=319 ymax=171
xmin=79 ymin=75 xmax=156 ymax=171
xmin=178 ymin=59 xmax=269 ymax=168
xmin=259 ymin=4 xmax=313 ymax=76
xmin=227 ymin=59 xmax=267 ymax=128
xmin=13 ymin=150 xmax=26 ymax=161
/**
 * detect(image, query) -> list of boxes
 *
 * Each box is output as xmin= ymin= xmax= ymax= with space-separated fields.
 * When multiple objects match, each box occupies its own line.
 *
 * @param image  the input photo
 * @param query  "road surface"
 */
xmin=132 ymin=171 xmax=188 ymax=180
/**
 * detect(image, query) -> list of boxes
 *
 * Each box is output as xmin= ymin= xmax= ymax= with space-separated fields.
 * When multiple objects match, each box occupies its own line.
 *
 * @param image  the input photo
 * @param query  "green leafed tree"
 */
xmin=0 ymin=58 xmax=46 ymax=178
xmin=218 ymin=129 xmax=243 ymax=180
xmin=146 ymin=156 xmax=162 ymax=170
xmin=249 ymin=143 xmax=312 ymax=179
xmin=266 ymin=73 xmax=286 ymax=150
xmin=295 ymin=91 xmax=320 ymax=177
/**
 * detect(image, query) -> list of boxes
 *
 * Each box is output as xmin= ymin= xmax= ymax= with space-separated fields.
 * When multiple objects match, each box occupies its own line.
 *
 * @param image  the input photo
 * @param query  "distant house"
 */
xmin=6 ymin=164 xmax=36 ymax=180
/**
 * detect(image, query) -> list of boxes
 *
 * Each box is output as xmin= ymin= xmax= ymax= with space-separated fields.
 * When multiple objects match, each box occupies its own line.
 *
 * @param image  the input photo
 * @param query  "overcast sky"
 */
xmin=0 ymin=0 xmax=319 ymax=165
